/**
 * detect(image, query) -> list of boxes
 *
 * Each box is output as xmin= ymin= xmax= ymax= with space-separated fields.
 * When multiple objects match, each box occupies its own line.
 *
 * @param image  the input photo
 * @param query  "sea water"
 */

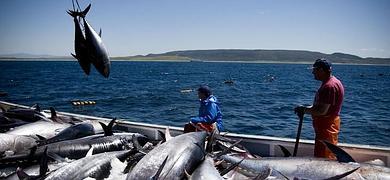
xmin=0 ymin=60 xmax=389 ymax=146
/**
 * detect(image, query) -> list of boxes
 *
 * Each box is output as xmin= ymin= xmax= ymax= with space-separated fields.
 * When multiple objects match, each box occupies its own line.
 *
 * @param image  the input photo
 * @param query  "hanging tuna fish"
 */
xmin=68 ymin=3 xmax=111 ymax=78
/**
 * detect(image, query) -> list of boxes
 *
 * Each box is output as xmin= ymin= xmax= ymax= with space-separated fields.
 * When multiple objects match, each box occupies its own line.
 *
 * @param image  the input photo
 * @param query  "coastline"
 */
xmin=1 ymin=58 xmax=390 ymax=66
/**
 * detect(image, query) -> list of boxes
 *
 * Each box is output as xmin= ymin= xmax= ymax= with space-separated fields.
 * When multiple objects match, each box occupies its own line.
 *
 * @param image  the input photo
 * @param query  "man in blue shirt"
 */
xmin=184 ymin=85 xmax=223 ymax=133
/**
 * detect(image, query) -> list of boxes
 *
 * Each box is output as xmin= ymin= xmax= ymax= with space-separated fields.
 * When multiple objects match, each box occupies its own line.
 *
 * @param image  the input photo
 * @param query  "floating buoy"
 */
xmin=71 ymin=100 xmax=96 ymax=106
xmin=180 ymin=89 xmax=193 ymax=93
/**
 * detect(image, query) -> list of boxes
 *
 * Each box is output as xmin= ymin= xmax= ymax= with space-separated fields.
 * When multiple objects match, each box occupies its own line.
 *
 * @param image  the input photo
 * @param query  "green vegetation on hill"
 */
xmin=117 ymin=49 xmax=390 ymax=64
xmin=2 ymin=50 xmax=389 ymax=64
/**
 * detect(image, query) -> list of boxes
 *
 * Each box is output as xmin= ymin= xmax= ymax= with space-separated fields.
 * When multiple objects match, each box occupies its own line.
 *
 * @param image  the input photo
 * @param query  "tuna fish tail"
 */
xmin=30 ymin=103 xmax=41 ymax=112
xmin=98 ymin=118 xmax=116 ymax=136
xmin=16 ymin=168 xmax=31 ymax=180
xmin=67 ymin=4 xmax=91 ymax=18
xmin=17 ymin=147 xmax=49 ymax=179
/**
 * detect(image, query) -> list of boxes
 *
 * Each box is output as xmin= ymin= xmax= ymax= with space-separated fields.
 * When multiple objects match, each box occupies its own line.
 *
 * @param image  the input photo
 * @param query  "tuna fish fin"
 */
xmin=99 ymin=28 xmax=102 ymax=37
xmin=165 ymin=127 xmax=172 ymax=141
xmin=273 ymin=169 xmax=290 ymax=180
xmin=322 ymin=167 xmax=360 ymax=180
xmin=184 ymin=169 xmax=191 ymax=179
xmin=215 ymin=139 xmax=243 ymax=158
xmin=36 ymin=134 xmax=46 ymax=141
xmin=28 ymin=146 xmax=37 ymax=162
xmin=220 ymin=158 xmax=245 ymax=176
xmin=19 ymin=147 xmax=49 ymax=179
xmin=67 ymin=4 xmax=91 ymax=18
xmin=278 ymin=145 xmax=291 ymax=157
xmin=86 ymin=146 xmax=94 ymax=157
xmin=49 ymin=107 xmax=57 ymax=119
xmin=157 ymin=130 xmax=166 ymax=142
xmin=215 ymin=134 xmax=248 ymax=153
xmin=152 ymin=155 xmax=169 ymax=180
xmin=36 ymin=135 xmax=47 ymax=145
xmin=322 ymin=141 xmax=356 ymax=163
xmin=116 ymin=149 xmax=138 ymax=162
xmin=131 ymin=134 xmax=144 ymax=152
xmin=71 ymin=53 xmax=78 ymax=59
xmin=16 ymin=167 xmax=31 ymax=180
xmin=39 ymin=147 xmax=49 ymax=177
xmin=99 ymin=118 xmax=116 ymax=136
xmin=48 ymin=152 xmax=67 ymax=162
xmin=253 ymin=167 xmax=272 ymax=180
xmin=30 ymin=104 xmax=41 ymax=112
xmin=123 ymin=153 xmax=145 ymax=173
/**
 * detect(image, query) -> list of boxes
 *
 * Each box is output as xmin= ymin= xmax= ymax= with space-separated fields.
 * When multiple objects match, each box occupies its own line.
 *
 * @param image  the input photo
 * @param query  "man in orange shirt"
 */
xmin=295 ymin=58 xmax=344 ymax=159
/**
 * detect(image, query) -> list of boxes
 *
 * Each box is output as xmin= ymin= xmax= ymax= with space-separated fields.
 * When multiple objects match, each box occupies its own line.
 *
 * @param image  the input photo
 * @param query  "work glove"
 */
xmin=190 ymin=117 xmax=200 ymax=123
xmin=294 ymin=105 xmax=306 ymax=119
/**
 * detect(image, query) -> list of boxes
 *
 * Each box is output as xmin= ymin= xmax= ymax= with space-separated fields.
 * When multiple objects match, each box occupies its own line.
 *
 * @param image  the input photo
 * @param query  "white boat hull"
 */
xmin=1 ymin=101 xmax=389 ymax=167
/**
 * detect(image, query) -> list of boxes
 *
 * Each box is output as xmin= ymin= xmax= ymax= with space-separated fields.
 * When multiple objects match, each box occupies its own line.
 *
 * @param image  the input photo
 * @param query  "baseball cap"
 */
xmin=313 ymin=58 xmax=332 ymax=71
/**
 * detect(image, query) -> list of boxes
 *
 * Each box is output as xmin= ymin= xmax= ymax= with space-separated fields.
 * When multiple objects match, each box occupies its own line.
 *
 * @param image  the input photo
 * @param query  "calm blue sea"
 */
xmin=0 ymin=60 xmax=389 ymax=147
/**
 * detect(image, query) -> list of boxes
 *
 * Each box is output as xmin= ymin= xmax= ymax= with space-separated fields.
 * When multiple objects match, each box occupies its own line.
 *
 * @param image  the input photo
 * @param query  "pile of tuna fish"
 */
xmin=1 ymin=105 xmax=390 ymax=180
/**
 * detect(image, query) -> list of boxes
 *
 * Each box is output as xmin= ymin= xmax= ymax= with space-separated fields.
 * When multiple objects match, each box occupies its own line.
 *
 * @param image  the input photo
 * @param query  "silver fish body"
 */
xmin=0 ymin=133 xmax=145 ymax=165
xmin=37 ymin=123 xmax=95 ymax=145
xmin=67 ymin=5 xmax=91 ymax=75
xmin=45 ymin=150 xmax=132 ymax=180
xmin=83 ymin=18 xmax=110 ymax=78
xmin=127 ymin=132 xmax=207 ymax=180
xmin=71 ymin=16 xmax=91 ymax=75
xmin=358 ymin=163 xmax=390 ymax=180
xmin=190 ymin=156 xmax=223 ymax=180
xmin=221 ymin=155 xmax=363 ymax=179
xmin=0 ymin=134 xmax=37 ymax=155
xmin=6 ymin=121 xmax=70 ymax=139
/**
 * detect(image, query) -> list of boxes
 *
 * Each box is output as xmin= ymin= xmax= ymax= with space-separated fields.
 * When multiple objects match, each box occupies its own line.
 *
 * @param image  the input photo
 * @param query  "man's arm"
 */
xmin=191 ymin=103 xmax=217 ymax=123
xmin=304 ymin=103 xmax=330 ymax=116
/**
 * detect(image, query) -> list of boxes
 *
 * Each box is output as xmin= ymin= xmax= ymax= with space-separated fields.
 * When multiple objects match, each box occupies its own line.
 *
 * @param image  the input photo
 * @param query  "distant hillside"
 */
xmin=116 ymin=49 xmax=390 ymax=64
xmin=2 ymin=50 xmax=390 ymax=64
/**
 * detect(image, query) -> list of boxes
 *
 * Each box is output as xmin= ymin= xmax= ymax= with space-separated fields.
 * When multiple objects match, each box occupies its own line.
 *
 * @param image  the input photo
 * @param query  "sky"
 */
xmin=0 ymin=0 xmax=389 ymax=58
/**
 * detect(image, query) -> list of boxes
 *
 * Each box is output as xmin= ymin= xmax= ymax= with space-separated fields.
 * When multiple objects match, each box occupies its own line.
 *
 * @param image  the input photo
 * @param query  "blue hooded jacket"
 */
xmin=190 ymin=95 xmax=224 ymax=131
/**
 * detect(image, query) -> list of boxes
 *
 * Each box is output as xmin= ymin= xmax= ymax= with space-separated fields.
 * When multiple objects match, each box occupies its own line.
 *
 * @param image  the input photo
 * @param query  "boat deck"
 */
xmin=1 ymin=100 xmax=389 ymax=167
